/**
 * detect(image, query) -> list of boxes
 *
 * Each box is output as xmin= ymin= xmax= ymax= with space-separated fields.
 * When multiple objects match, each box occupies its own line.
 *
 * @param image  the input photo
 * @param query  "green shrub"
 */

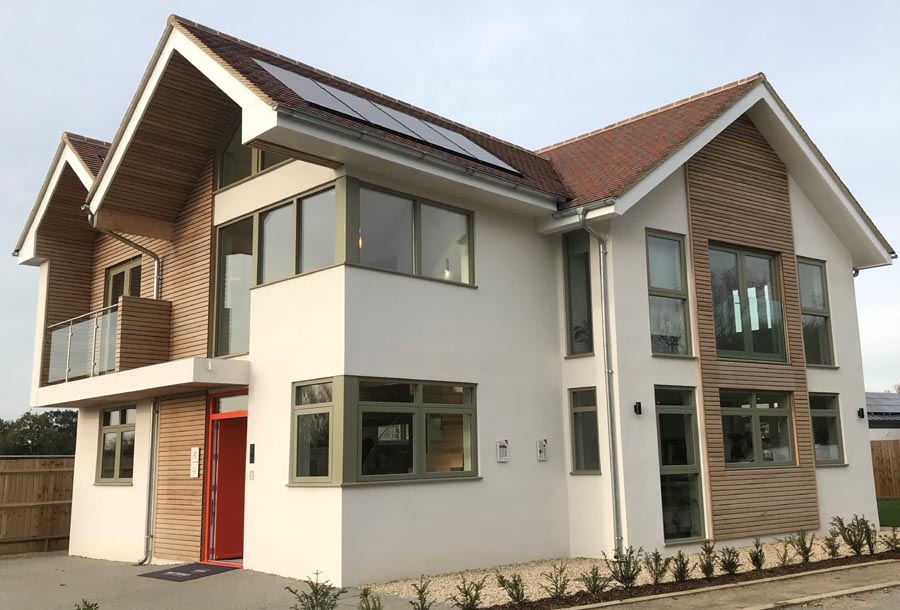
xmin=821 ymin=532 xmax=841 ymax=558
xmin=864 ymin=517 xmax=879 ymax=554
xmin=495 ymin=572 xmax=528 ymax=607
xmin=831 ymin=515 xmax=873 ymax=556
xmin=580 ymin=565 xmax=610 ymax=598
xmin=287 ymin=572 xmax=346 ymax=610
xmin=448 ymin=576 xmax=488 ymax=610
xmin=74 ymin=602 xmax=99 ymax=610
xmin=718 ymin=546 xmax=741 ymax=575
xmin=748 ymin=538 xmax=766 ymax=570
xmin=881 ymin=527 xmax=900 ymax=552
xmin=642 ymin=550 xmax=671 ymax=585
xmin=409 ymin=577 xmax=435 ymax=610
xmin=697 ymin=541 xmax=716 ymax=578
xmin=774 ymin=538 xmax=793 ymax=567
xmin=789 ymin=530 xmax=816 ymax=564
xmin=669 ymin=550 xmax=693 ymax=583
xmin=539 ymin=561 xmax=571 ymax=600
xmin=358 ymin=588 xmax=383 ymax=610
xmin=603 ymin=546 xmax=643 ymax=591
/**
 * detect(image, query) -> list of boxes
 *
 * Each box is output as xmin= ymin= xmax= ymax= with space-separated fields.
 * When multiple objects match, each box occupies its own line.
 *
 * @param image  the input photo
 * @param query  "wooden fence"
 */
xmin=0 ymin=456 xmax=74 ymax=555
xmin=871 ymin=440 xmax=900 ymax=499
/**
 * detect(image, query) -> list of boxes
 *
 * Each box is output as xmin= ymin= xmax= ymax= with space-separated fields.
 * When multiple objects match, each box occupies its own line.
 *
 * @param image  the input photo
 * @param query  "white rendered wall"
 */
xmin=790 ymin=177 xmax=881 ymax=527
xmin=68 ymin=400 xmax=152 ymax=562
xmin=340 ymin=189 xmax=569 ymax=585
xmin=605 ymin=168 xmax=703 ymax=552
xmin=871 ymin=428 xmax=900 ymax=441
xmin=242 ymin=267 xmax=346 ymax=583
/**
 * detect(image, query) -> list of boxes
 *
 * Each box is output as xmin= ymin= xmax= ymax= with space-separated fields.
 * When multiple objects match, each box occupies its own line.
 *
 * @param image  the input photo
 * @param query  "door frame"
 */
xmin=202 ymin=389 xmax=248 ymax=566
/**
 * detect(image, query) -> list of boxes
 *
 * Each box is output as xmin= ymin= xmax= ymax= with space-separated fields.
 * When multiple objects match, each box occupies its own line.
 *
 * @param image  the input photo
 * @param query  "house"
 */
xmin=12 ymin=14 xmax=895 ymax=586
xmin=867 ymin=392 xmax=900 ymax=440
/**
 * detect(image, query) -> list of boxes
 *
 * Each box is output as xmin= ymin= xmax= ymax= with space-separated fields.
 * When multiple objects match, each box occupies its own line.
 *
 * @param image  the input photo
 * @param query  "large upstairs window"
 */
xmin=215 ymin=218 xmax=253 ymax=356
xmin=647 ymin=231 xmax=690 ymax=356
xmin=563 ymin=231 xmax=593 ymax=356
xmin=709 ymin=246 xmax=785 ymax=361
xmin=217 ymin=121 xmax=290 ymax=189
xmin=798 ymin=259 xmax=833 ymax=366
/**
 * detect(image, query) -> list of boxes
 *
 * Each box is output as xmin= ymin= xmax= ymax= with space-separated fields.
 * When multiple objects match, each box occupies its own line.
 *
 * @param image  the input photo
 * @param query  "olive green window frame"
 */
xmin=720 ymin=391 xmax=795 ymax=469
xmin=96 ymin=406 xmax=136 ymax=485
xmin=105 ymin=256 xmax=142 ymax=306
xmin=569 ymin=387 xmax=601 ymax=474
xmin=347 ymin=181 xmax=476 ymax=287
xmin=563 ymin=231 xmax=594 ymax=357
xmin=289 ymin=378 xmax=342 ymax=486
xmin=646 ymin=230 xmax=691 ymax=357
xmin=343 ymin=377 xmax=478 ymax=484
xmin=709 ymin=245 xmax=787 ymax=363
xmin=655 ymin=386 xmax=705 ymax=542
xmin=809 ymin=393 xmax=844 ymax=466
xmin=797 ymin=258 xmax=834 ymax=367
xmin=215 ymin=119 xmax=291 ymax=190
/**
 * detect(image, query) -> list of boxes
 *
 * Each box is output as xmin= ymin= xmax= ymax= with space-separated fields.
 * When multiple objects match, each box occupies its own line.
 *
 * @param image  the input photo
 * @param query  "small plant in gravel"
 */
xmin=748 ymin=538 xmax=766 ymax=570
xmin=717 ymin=546 xmax=741 ymax=575
xmin=75 ymin=602 xmax=99 ymax=610
xmin=604 ymin=546 xmax=643 ymax=591
xmin=287 ymin=571 xmax=346 ymax=610
xmin=863 ymin=517 xmax=879 ymax=554
xmin=540 ymin=561 xmax=571 ymax=600
xmin=697 ymin=541 xmax=717 ymax=578
xmin=789 ymin=529 xmax=816 ymax=564
xmin=448 ymin=575 xmax=488 ymax=610
xmin=881 ymin=527 xmax=900 ymax=552
xmin=579 ymin=565 xmax=611 ymax=599
xmin=358 ymin=587 xmax=383 ymax=610
xmin=495 ymin=572 xmax=528 ymax=607
xmin=642 ymin=550 xmax=671 ymax=585
xmin=821 ymin=532 xmax=842 ymax=559
xmin=670 ymin=550 xmax=693 ymax=583
xmin=409 ymin=577 xmax=435 ymax=610
xmin=774 ymin=538 xmax=793 ymax=567
xmin=831 ymin=515 xmax=870 ymax=556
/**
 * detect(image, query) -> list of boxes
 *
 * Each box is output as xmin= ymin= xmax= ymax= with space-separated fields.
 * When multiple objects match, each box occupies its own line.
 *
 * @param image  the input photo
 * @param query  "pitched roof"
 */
xmin=866 ymin=392 xmax=900 ymax=414
xmin=62 ymin=133 xmax=110 ymax=178
xmin=538 ymin=74 xmax=765 ymax=209
xmin=168 ymin=15 xmax=570 ymax=200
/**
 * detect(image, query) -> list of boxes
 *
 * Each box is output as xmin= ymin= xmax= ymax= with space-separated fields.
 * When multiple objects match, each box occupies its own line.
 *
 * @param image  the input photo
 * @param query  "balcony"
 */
xmin=45 ymin=296 xmax=172 ymax=385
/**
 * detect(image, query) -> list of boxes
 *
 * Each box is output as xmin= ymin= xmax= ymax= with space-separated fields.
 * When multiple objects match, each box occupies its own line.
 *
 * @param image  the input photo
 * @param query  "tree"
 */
xmin=0 ymin=410 xmax=77 ymax=455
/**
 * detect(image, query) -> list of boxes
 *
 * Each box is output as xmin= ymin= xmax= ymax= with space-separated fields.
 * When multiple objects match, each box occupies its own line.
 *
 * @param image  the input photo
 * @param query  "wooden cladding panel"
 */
xmin=89 ymin=157 xmax=214 ymax=362
xmin=686 ymin=115 xmax=819 ymax=540
xmin=115 ymin=296 xmax=172 ymax=371
xmin=153 ymin=393 xmax=206 ymax=562
xmin=871 ymin=440 xmax=900 ymax=499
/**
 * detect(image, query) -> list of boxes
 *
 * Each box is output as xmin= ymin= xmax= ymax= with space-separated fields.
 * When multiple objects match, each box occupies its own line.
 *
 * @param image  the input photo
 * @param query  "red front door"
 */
xmin=211 ymin=416 xmax=247 ymax=560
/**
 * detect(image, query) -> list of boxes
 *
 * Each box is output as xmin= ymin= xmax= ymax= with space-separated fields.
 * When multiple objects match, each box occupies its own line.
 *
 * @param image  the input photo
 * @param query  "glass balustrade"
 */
xmin=46 ymin=306 xmax=118 ymax=384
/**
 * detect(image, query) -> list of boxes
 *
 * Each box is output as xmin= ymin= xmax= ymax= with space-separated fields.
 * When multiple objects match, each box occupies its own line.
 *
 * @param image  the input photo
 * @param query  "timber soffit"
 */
xmin=12 ymin=133 xmax=109 ymax=256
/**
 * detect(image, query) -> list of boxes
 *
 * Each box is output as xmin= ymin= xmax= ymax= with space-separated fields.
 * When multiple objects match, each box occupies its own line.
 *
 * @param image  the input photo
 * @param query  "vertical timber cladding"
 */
xmin=88 ymin=157 xmax=214 ymax=360
xmin=153 ymin=393 xmax=207 ymax=561
xmin=686 ymin=114 xmax=819 ymax=539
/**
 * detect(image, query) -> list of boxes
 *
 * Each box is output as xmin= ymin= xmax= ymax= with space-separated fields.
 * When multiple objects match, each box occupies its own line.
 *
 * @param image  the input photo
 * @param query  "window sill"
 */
xmin=345 ymin=262 xmax=478 ymax=289
xmin=94 ymin=480 xmax=133 ymax=487
xmin=216 ymin=352 xmax=249 ymax=360
xmin=815 ymin=462 xmax=848 ymax=468
xmin=287 ymin=480 xmax=339 ymax=488
xmin=570 ymin=470 xmax=602 ymax=476
xmin=716 ymin=355 xmax=789 ymax=365
xmin=652 ymin=353 xmax=696 ymax=360
xmin=343 ymin=476 xmax=482 ymax=488
xmin=565 ymin=353 xmax=595 ymax=360
xmin=250 ymin=263 xmax=343 ymax=291
xmin=724 ymin=463 xmax=797 ymax=472
xmin=664 ymin=536 xmax=708 ymax=547
xmin=807 ymin=364 xmax=840 ymax=370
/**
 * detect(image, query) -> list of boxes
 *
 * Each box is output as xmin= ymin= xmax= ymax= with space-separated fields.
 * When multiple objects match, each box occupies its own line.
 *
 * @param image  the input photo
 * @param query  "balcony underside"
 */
xmin=34 ymin=357 xmax=249 ymax=409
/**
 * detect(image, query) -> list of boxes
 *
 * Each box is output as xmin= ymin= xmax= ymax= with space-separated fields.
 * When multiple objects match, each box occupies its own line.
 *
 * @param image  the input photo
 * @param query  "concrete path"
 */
xmin=782 ymin=585 xmax=900 ymax=609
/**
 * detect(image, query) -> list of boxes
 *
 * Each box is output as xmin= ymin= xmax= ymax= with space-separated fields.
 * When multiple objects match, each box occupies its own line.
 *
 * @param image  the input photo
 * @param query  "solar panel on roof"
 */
xmin=253 ymin=59 xmax=521 ymax=175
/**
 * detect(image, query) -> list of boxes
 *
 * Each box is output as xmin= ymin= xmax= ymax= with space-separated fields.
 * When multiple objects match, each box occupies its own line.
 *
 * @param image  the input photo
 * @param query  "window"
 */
xmin=217 ymin=121 xmax=292 ymax=189
xmin=709 ymin=246 xmax=785 ymax=361
xmin=720 ymin=391 xmax=794 ymax=468
xmin=655 ymin=387 xmax=704 ymax=541
xmin=357 ymin=185 xmax=474 ymax=285
xmin=564 ymin=231 xmax=593 ymax=355
xmin=291 ymin=381 xmax=333 ymax=483
xmin=258 ymin=203 xmax=295 ymax=284
xmin=105 ymin=257 xmax=142 ymax=306
xmin=300 ymin=189 xmax=337 ymax=273
xmin=354 ymin=378 xmax=476 ymax=482
xmin=570 ymin=388 xmax=600 ymax=473
xmin=98 ymin=407 xmax=136 ymax=483
xmin=646 ymin=232 xmax=689 ymax=355
xmin=215 ymin=218 xmax=253 ymax=356
xmin=810 ymin=394 xmax=843 ymax=465
xmin=798 ymin=259 xmax=833 ymax=366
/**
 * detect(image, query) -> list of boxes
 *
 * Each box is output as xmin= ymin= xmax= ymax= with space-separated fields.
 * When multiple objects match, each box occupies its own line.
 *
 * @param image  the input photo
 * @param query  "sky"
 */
xmin=0 ymin=1 xmax=897 ymax=419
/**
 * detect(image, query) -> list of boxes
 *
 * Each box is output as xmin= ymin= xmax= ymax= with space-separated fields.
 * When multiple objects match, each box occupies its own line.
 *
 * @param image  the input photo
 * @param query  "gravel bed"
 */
xmin=367 ymin=539 xmax=867 ymax=607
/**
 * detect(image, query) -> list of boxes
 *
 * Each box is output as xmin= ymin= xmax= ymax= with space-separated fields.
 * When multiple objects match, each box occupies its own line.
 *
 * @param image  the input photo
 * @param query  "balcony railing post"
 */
xmin=90 ymin=316 xmax=99 ymax=378
xmin=64 ymin=321 xmax=72 ymax=383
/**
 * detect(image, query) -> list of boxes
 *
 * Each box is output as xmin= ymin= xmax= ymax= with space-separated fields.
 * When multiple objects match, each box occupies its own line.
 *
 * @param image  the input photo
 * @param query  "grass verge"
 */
xmin=878 ymin=499 xmax=900 ymax=527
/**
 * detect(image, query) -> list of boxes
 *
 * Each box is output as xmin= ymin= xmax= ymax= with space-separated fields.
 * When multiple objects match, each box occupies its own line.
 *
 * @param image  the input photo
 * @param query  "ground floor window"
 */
xmin=655 ymin=387 xmax=704 ymax=541
xmin=291 ymin=381 xmax=333 ymax=483
xmin=810 ymin=393 xmax=843 ymax=465
xmin=97 ymin=406 xmax=136 ymax=483
xmin=569 ymin=388 xmax=600 ymax=473
xmin=721 ymin=390 xmax=794 ymax=468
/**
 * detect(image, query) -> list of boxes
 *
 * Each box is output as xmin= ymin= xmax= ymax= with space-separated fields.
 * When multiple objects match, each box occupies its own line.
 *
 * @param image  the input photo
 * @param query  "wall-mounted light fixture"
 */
xmin=634 ymin=401 xmax=642 ymax=415
xmin=858 ymin=408 xmax=866 ymax=419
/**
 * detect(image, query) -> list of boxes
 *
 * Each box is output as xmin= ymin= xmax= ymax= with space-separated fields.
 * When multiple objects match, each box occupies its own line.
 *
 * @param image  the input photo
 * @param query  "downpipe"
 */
xmin=136 ymin=397 xmax=160 ymax=565
xmin=577 ymin=209 xmax=624 ymax=555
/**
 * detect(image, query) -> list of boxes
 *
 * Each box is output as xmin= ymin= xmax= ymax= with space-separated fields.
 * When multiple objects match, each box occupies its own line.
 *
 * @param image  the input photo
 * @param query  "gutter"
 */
xmin=577 ymin=208 xmax=624 ymax=555
xmin=81 ymin=205 xmax=163 ymax=299
xmin=136 ymin=397 xmax=160 ymax=565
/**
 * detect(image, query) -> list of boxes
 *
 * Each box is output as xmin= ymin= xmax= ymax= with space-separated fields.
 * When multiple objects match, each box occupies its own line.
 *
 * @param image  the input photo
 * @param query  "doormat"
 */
xmin=139 ymin=562 xmax=237 ymax=582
